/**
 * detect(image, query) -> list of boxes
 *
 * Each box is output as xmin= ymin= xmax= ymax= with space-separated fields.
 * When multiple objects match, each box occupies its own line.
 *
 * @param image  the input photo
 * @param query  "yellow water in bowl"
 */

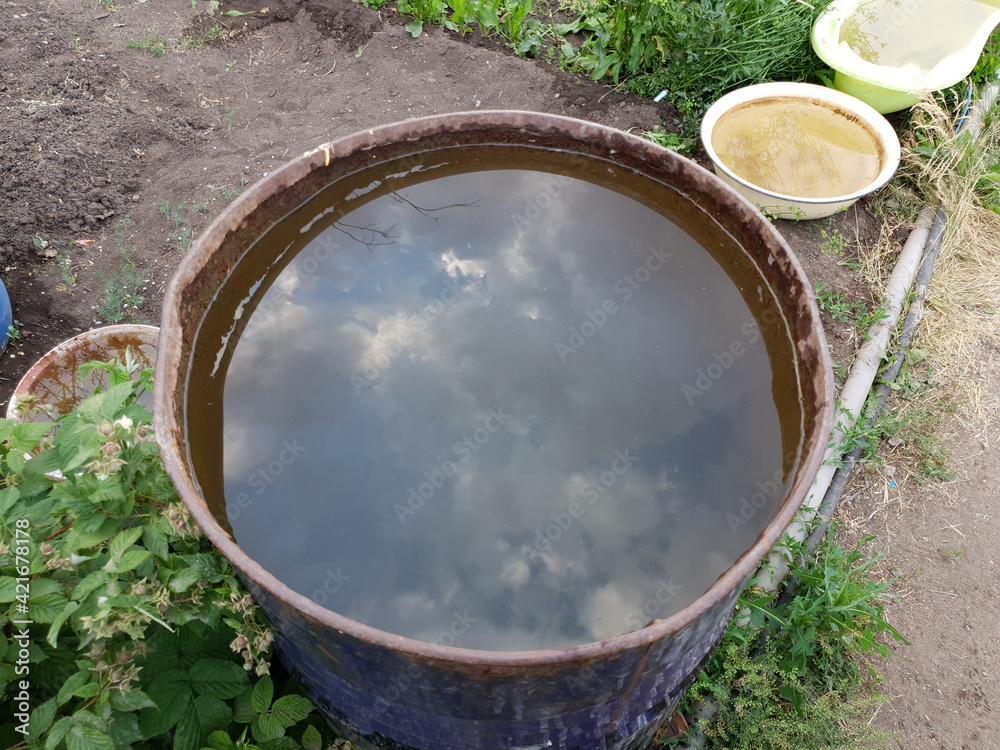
xmin=712 ymin=98 xmax=883 ymax=200
xmin=839 ymin=0 xmax=999 ymax=75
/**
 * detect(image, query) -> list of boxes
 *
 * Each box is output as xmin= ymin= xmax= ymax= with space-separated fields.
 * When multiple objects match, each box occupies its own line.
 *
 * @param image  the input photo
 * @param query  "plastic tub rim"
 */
xmin=700 ymin=81 xmax=902 ymax=213
xmin=810 ymin=0 xmax=1000 ymax=97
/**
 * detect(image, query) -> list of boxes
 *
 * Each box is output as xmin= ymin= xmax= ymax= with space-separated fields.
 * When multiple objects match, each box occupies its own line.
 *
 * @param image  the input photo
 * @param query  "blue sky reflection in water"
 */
xmin=221 ymin=168 xmax=790 ymax=651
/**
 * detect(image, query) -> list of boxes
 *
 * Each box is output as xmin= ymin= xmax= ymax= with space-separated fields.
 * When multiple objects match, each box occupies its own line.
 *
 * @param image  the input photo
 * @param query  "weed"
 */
xmin=226 ymin=59 xmax=238 ymax=72
xmin=684 ymin=533 xmax=903 ymax=749
xmin=641 ymin=129 xmax=696 ymax=155
xmin=566 ymin=0 xmax=831 ymax=121
xmin=498 ymin=0 xmax=546 ymax=56
xmin=186 ymin=22 xmax=222 ymax=49
xmin=53 ymin=244 xmax=77 ymax=287
xmin=814 ymin=284 xmax=886 ymax=337
xmin=222 ymin=175 xmax=250 ymax=201
xmin=159 ymin=197 xmax=186 ymax=227
xmin=159 ymin=198 xmax=196 ymax=252
xmin=815 ymin=284 xmax=864 ymax=323
xmin=820 ymin=226 xmax=850 ymax=256
xmin=399 ymin=0 xmax=448 ymax=27
xmin=445 ymin=0 xmax=476 ymax=35
xmin=223 ymin=106 xmax=234 ymax=129
xmin=839 ymin=357 xmax=958 ymax=482
xmin=6 ymin=323 xmax=20 ymax=342
xmin=169 ymin=226 xmax=194 ymax=253
xmin=355 ymin=43 xmax=368 ymax=58
xmin=126 ymin=31 xmax=167 ymax=57
xmin=856 ymin=304 xmax=889 ymax=335
xmin=942 ymin=549 xmax=964 ymax=559
xmin=98 ymin=250 xmax=146 ymax=323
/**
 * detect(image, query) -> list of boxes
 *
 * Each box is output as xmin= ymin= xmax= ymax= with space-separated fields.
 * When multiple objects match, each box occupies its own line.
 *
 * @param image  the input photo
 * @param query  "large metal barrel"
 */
xmin=153 ymin=111 xmax=833 ymax=750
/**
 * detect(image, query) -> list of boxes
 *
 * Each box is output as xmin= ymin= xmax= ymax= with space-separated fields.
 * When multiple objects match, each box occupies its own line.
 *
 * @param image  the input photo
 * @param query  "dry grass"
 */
xmin=895 ymin=93 xmax=1000 ymax=428
xmin=858 ymin=182 xmax=926 ymax=297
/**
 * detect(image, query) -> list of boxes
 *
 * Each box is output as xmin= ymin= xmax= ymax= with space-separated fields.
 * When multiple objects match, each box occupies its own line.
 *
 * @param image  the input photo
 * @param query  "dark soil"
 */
xmin=0 ymin=0 xmax=677 ymax=405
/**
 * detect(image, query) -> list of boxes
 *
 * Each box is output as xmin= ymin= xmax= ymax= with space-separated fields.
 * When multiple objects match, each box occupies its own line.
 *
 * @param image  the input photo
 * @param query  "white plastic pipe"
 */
xmin=676 ymin=80 xmax=998 ymax=746
xmin=745 ymin=206 xmax=935 ymax=598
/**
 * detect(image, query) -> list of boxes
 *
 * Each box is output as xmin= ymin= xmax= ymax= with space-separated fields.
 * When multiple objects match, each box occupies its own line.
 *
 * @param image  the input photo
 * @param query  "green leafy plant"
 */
xmin=398 ymin=0 xmax=448 ymax=36
xmin=814 ymin=284 xmax=886 ymax=337
xmin=684 ymin=534 xmax=905 ymax=748
xmin=819 ymin=226 xmax=850 ymax=256
xmin=641 ymin=129 xmax=695 ymax=155
xmin=0 ymin=359 xmax=343 ymax=749
xmin=240 ymin=675 xmax=314 ymax=743
xmin=815 ymin=283 xmax=868 ymax=323
xmin=569 ymin=0 xmax=832 ymax=113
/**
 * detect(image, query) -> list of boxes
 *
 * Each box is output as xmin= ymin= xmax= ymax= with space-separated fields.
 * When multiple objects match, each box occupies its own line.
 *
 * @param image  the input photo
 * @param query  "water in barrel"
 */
xmin=210 ymin=146 xmax=802 ymax=651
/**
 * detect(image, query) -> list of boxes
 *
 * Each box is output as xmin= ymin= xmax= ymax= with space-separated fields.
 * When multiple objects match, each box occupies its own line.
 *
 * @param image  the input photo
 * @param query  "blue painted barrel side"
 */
xmin=0 ymin=277 xmax=11 ymax=353
xmin=246 ymin=579 xmax=742 ymax=750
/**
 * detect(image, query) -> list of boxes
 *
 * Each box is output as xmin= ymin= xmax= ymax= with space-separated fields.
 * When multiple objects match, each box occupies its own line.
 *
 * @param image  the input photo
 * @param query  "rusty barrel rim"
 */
xmin=154 ymin=110 xmax=834 ymax=668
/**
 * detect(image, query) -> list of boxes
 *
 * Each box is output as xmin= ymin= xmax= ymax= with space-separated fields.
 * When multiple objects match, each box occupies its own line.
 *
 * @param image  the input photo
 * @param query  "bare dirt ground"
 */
xmin=1 ymin=1 xmax=996 ymax=747
xmin=845 ymin=355 xmax=1000 ymax=750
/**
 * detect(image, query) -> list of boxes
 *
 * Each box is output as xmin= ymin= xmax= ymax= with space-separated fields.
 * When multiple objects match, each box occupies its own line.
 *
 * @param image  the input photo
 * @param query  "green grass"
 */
xmin=98 ymin=249 xmax=146 ymax=323
xmin=678 ymin=533 xmax=903 ymax=749
xmin=159 ymin=197 xmax=195 ymax=252
xmin=126 ymin=31 xmax=167 ymax=57
xmin=839 ymin=355 xmax=958 ymax=483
